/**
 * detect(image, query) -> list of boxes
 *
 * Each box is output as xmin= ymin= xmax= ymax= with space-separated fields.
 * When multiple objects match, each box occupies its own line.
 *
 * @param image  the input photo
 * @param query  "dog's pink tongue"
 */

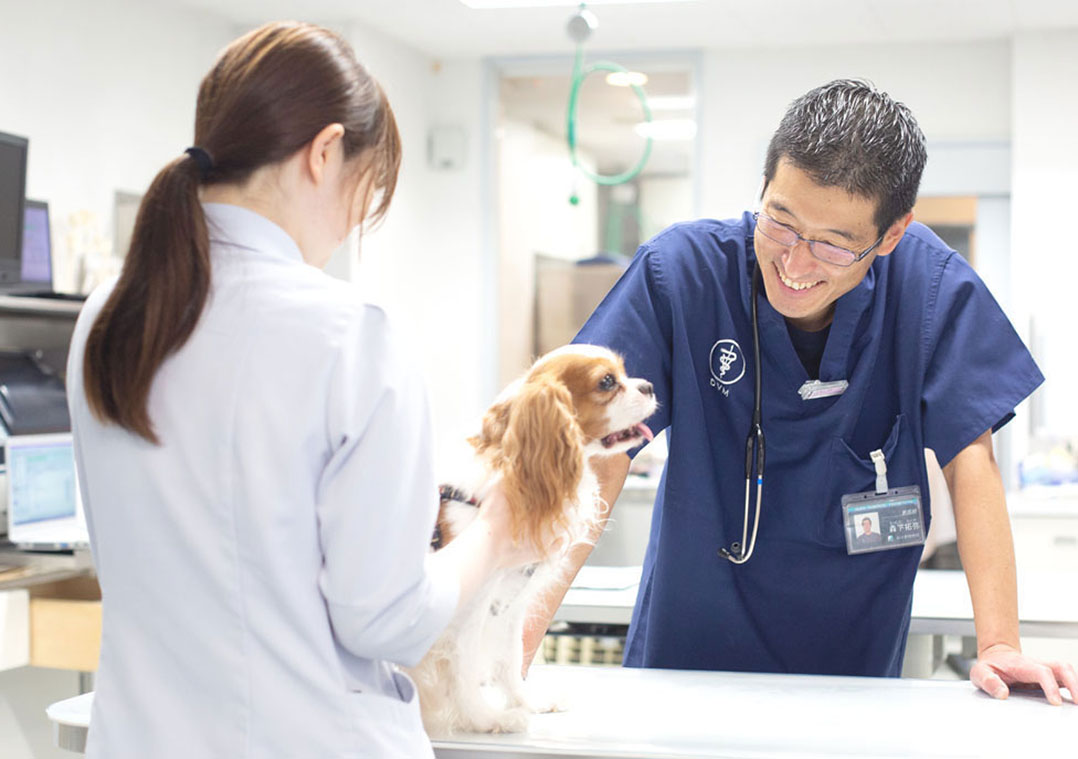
xmin=635 ymin=423 xmax=654 ymax=442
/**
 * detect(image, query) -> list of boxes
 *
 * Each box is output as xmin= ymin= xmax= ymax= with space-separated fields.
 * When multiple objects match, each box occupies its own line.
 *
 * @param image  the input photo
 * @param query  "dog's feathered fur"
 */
xmin=410 ymin=345 xmax=657 ymax=735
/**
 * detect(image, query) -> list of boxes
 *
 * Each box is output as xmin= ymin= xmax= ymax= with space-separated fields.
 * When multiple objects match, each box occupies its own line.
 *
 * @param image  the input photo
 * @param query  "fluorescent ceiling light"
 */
xmin=647 ymin=95 xmax=696 ymax=111
xmin=460 ymin=1 xmax=695 ymax=7
xmin=606 ymin=71 xmax=648 ymax=87
xmin=634 ymin=119 xmax=697 ymax=141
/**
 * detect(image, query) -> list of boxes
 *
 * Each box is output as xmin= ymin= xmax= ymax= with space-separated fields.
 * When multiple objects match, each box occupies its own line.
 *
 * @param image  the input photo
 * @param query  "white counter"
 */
xmin=48 ymin=666 xmax=1075 ymax=758
xmin=557 ymin=568 xmax=1078 ymax=639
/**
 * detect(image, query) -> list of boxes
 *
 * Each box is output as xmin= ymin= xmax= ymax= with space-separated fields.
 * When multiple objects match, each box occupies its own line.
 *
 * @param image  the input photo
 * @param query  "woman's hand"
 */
xmin=429 ymin=481 xmax=550 ymax=611
xmin=471 ymin=482 xmax=548 ymax=570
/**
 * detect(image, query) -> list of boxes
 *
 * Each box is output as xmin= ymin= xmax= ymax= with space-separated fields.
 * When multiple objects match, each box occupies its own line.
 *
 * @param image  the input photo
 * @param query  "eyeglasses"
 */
xmin=753 ymin=212 xmax=885 ymax=268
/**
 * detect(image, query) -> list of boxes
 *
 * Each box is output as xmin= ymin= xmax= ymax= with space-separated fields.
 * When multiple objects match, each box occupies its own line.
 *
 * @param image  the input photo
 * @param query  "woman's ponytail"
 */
xmin=81 ymin=154 xmax=211 ymax=444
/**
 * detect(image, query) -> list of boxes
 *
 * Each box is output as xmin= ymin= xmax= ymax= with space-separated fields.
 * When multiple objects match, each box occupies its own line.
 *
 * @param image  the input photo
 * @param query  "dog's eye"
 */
xmin=598 ymin=374 xmax=617 ymax=391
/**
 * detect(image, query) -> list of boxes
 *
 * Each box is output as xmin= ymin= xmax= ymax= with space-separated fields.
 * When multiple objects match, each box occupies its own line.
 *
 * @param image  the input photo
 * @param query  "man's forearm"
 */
xmin=521 ymin=453 xmax=632 ymax=671
xmin=944 ymin=430 xmax=1021 ymax=655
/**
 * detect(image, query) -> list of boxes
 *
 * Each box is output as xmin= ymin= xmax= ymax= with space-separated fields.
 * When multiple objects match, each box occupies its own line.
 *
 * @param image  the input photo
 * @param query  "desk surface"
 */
xmin=49 ymin=667 xmax=1075 ymax=758
xmin=0 ymin=546 xmax=93 ymax=592
xmin=557 ymin=568 xmax=1078 ymax=639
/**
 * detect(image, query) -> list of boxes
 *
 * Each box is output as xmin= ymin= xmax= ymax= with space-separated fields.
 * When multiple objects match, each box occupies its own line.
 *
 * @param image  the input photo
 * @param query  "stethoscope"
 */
xmin=718 ymin=262 xmax=764 ymax=565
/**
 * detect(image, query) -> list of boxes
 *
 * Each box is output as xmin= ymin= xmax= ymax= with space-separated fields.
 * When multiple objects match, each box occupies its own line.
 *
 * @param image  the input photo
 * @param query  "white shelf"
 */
xmin=0 ymin=294 xmax=83 ymax=318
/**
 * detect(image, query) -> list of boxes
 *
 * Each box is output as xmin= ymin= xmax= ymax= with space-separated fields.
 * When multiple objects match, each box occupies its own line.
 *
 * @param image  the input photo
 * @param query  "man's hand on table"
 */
xmin=972 ymin=643 xmax=1078 ymax=705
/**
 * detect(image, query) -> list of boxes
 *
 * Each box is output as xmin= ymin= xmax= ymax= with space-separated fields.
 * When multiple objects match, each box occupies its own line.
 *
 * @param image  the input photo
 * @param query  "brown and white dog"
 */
xmin=410 ymin=345 xmax=657 ymax=735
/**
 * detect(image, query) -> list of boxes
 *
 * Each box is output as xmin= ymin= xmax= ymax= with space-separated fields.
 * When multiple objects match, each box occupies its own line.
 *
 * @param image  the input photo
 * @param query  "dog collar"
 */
xmin=439 ymin=485 xmax=479 ymax=507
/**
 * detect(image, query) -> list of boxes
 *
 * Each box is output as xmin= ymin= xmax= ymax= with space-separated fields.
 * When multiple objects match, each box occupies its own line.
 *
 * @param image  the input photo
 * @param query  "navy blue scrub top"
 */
xmin=575 ymin=213 xmax=1044 ymax=677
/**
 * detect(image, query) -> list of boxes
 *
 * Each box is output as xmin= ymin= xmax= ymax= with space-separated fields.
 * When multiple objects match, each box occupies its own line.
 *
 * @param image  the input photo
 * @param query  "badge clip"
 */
xmin=798 ymin=379 xmax=849 ymax=401
xmin=870 ymin=448 xmax=888 ymax=494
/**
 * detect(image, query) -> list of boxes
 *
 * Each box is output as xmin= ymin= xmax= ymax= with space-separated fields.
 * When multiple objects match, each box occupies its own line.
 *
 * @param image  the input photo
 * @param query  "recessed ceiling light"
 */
xmin=460 ymin=0 xmax=696 ymax=8
xmin=647 ymin=95 xmax=696 ymax=111
xmin=634 ymin=119 xmax=697 ymax=141
xmin=606 ymin=71 xmax=648 ymax=87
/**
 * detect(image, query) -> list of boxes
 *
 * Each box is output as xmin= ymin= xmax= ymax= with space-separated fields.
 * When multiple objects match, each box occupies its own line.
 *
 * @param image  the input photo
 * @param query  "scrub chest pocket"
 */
xmin=819 ymin=414 xmax=930 ymax=550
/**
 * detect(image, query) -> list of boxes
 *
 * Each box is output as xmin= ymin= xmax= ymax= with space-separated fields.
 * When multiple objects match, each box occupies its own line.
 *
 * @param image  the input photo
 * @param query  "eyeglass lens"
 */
xmin=756 ymin=215 xmax=856 ymax=266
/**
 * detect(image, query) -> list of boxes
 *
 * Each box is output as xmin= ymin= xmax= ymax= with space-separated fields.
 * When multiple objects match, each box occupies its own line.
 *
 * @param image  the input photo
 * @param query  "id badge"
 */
xmin=842 ymin=485 xmax=926 ymax=555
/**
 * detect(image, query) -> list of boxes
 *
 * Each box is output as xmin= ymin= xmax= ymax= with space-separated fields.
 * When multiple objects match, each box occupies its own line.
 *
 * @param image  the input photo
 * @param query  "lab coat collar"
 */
xmin=202 ymin=203 xmax=306 ymax=265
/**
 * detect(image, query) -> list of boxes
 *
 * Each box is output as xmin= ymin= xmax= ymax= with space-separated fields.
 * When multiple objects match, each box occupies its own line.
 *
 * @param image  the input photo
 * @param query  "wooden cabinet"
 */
xmin=28 ymin=576 xmax=101 ymax=671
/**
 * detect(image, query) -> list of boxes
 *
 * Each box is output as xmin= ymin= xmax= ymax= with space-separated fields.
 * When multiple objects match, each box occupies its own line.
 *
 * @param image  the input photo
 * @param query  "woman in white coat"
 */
xmin=67 ymin=22 xmax=533 ymax=758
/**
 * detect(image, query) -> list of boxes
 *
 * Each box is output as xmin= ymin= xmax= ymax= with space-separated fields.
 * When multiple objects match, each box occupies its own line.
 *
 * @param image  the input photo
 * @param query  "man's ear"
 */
xmin=875 ymin=211 xmax=914 ymax=259
xmin=305 ymin=123 xmax=346 ymax=186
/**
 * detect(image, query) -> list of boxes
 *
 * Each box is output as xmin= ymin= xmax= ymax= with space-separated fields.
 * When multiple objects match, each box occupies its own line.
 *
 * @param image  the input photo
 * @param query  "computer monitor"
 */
xmin=20 ymin=199 xmax=51 ymax=287
xmin=5 ymin=432 xmax=88 ymax=550
xmin=0 ymin=131 xmax=29 ymax=289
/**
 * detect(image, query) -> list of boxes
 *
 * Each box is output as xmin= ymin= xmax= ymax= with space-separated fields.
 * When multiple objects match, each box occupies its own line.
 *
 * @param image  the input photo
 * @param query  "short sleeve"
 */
xmin=316 ymin=307 xmax=458 ymax=667
xmin=921 ymin=254 xmax=1044 ymax=467
xmin=574 ymin=246 xmax=674 ymax=449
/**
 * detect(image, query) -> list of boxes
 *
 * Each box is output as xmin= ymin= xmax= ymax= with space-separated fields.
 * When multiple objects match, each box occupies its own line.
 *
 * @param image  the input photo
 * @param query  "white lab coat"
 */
xmin=66 ymin=203 xmax=457 ymax=758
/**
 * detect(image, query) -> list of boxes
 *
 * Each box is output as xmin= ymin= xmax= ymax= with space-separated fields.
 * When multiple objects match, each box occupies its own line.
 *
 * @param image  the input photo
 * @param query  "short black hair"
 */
xmin=763 ymin=79 xmax=927 ymax=235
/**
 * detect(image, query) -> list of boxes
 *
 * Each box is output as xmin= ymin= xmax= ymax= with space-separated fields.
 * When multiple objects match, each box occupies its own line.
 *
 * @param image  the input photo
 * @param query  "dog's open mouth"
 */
xmin=601 ymin=422 xmax=655 ymax=449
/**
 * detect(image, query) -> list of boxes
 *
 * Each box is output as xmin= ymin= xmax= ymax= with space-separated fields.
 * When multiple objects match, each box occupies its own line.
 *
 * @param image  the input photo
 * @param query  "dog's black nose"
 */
xmin=639 ymin=381 xmax=654 ymax=396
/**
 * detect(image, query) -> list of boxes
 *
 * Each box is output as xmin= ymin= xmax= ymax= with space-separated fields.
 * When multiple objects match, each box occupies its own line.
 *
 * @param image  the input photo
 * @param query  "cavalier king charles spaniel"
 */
xmin=410 ymin=344 xmax=657 ymax=735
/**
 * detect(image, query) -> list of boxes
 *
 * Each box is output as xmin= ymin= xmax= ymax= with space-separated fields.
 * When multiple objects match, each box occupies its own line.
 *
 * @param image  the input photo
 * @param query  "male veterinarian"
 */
xmin=528 ymin=79 xmax=1077 ymax=705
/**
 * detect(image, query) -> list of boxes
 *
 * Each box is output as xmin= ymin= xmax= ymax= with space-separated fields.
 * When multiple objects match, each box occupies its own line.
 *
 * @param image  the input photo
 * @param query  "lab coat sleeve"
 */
xmin=921 ymin=253 xmax=1044 ymax=468
xmin=315 ymin=306 xmax=458 ymax=667
xmin=574 ymin=245 xmax=674 ymax=444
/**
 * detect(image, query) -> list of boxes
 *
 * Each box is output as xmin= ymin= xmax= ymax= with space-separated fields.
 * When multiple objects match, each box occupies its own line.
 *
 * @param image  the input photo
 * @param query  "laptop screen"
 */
xmin=20 ymin=200 xmax=51 ymax=286
xmin=6 ymin=433 xmax=87 ymax=549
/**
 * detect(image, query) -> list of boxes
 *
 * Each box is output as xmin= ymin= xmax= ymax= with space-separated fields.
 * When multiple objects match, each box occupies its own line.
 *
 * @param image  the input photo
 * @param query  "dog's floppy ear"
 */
xmin=500 ymin=376 xmax=583 ymax=555
xmin=468 ymin=395 xmax=512 ymax=456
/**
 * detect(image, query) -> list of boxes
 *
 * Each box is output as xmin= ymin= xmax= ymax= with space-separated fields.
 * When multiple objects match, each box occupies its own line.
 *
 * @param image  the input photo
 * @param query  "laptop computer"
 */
xmin=4 ymin=199 xmax=85 ymax=301
xmin=5 ymin=432 xmax=88 ymax=550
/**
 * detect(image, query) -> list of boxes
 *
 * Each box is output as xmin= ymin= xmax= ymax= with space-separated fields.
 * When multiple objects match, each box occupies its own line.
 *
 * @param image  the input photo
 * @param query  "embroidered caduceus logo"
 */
xmin=709 ymin=339 xmax=745 ymax=397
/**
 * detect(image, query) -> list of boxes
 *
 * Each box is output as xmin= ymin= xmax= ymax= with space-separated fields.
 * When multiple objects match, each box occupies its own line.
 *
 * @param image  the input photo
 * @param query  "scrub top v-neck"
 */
xmin=575 ymin=212 xmax=1043 ymax=676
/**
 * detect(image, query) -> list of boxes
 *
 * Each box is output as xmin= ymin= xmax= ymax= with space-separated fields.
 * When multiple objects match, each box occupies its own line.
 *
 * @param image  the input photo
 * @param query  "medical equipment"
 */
xmin=0 ymin=351 xmax=71 ymax=438
xmin=565 ymin=4 xmax=653 ymax=203
xmin=719 ymin=263 xmax=764 ymax=564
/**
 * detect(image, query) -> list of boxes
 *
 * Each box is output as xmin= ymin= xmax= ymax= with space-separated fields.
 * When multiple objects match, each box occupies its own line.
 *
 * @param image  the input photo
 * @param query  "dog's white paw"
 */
xmin=488 ymin=706 xmax=531 ymax=734
xmin=519 ymin=684 xmax=569 ymax=714
xmin=529 ymin=693 xmax=569 ymax=714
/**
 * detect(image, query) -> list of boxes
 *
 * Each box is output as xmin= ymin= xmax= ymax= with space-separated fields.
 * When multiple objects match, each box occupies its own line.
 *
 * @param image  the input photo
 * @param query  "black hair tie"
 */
xmin=184 ymin=146 xmax=215 ymax=180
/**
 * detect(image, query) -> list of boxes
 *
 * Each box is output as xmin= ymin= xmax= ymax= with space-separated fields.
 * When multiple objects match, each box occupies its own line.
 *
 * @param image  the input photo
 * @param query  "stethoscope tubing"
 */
xmin=720 ymin=261 xmax=765 ymax=565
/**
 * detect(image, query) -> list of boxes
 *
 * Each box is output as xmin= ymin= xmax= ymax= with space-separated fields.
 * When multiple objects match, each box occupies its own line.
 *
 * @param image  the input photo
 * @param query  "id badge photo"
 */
xmin=842 ymin=449 xmax=926 ymax=555
xmin=843 ymin=486 xmax=926 ymax=555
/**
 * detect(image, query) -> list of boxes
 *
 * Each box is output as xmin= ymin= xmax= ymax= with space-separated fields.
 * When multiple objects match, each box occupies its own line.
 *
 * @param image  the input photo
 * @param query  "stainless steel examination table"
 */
xmin=48 ymin=664 xmax=1074 ymax=757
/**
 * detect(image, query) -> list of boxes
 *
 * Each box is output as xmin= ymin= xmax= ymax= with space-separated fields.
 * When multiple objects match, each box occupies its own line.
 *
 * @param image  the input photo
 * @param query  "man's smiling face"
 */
xmin=754 ymin=159 xmax=907 ymax=332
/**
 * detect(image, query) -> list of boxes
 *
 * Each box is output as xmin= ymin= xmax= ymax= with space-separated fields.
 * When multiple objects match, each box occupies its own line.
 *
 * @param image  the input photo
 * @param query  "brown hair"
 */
xmin=82 ymin=22 xmax=401 ymax=443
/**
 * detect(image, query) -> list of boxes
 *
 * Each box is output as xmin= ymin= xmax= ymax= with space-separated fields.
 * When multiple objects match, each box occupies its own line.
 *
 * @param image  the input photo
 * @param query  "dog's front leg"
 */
xmin=493 ymin=604 xmax=567 ymax=718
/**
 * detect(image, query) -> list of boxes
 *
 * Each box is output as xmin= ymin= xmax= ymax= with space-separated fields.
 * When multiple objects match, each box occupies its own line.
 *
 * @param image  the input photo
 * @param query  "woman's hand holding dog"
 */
xmin=429 ymin=482 xmax=547 ymax=611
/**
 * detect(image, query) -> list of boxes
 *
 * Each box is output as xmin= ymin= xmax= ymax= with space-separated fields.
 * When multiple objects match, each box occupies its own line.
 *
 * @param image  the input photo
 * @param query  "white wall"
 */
xmin=0 ymin=0 xmax=238 ymax=291
xmin=639 ymin=175 xmax=693 ymax=241
xmin=335 ymin=24 xmax=495 ymax=455
xmin=496 ymin=118 xmax=599 ymax=385
xmin=699 ymin=40 xmax=1012 ymax=220
xmin=1012 ymin=30 xmax=1078 ymax=439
